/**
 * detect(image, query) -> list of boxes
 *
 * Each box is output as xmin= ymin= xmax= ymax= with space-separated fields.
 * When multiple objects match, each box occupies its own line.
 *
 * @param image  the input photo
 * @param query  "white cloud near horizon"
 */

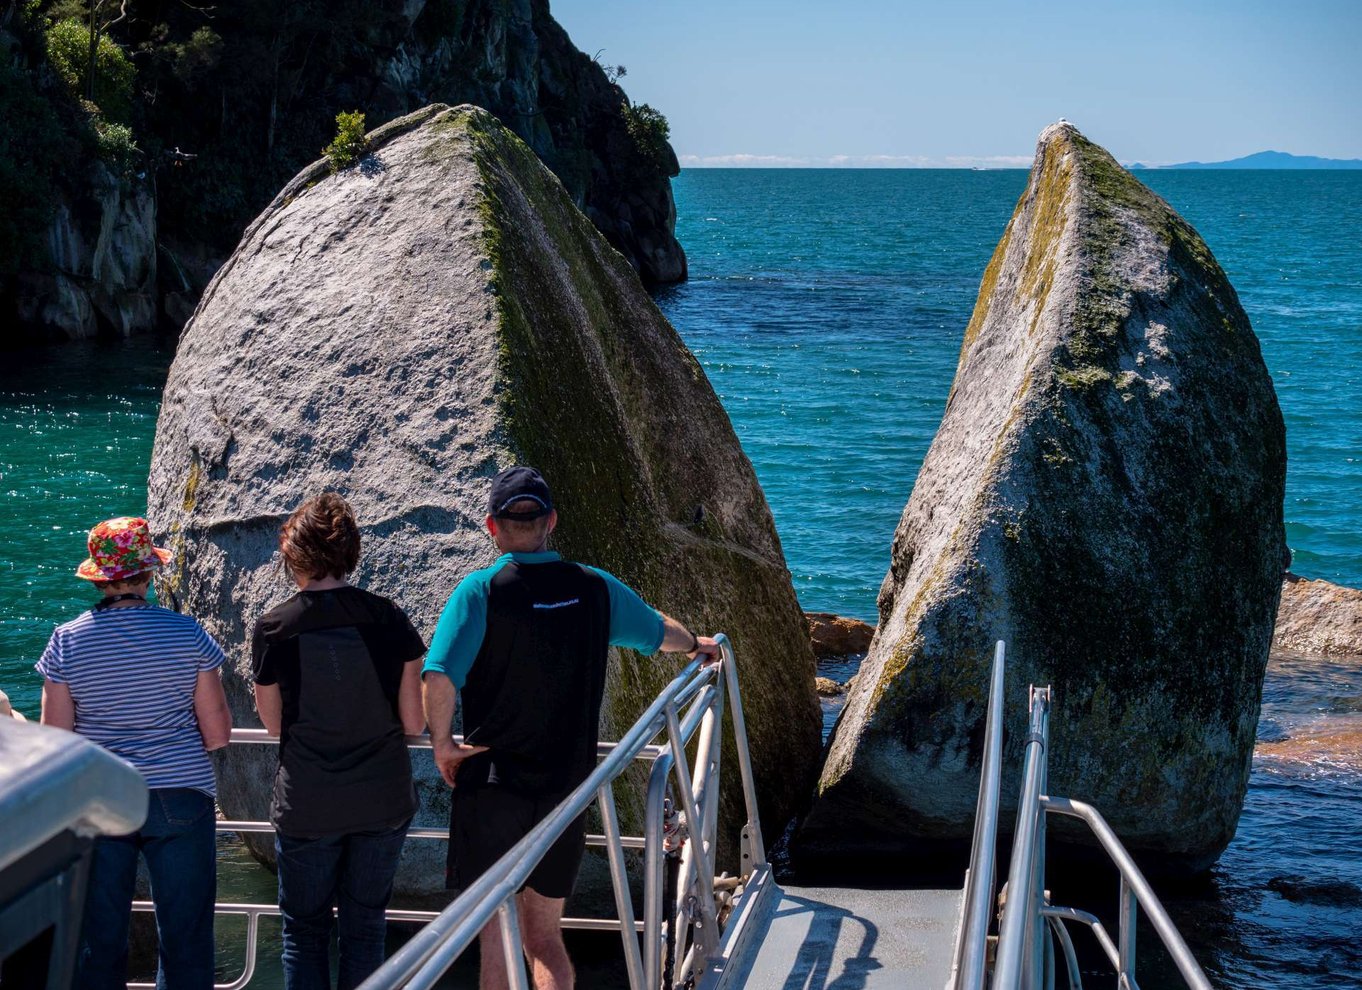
xmin=678 ymin=152 xmax=1037 ymax=169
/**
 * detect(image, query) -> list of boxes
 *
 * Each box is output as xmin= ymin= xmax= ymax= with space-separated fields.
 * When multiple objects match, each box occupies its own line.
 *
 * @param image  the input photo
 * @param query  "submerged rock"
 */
xmin=806 ymin=611 xmax=875 ymax=658
xmin=146 ymin=105 xmax=819 ymax=896
xmin=801 ymin=123 xmax=1286 ymax=872
xmin=1273 ymin=573 xmax=1362 ymax=659
xmin=1267 ymin=876 xmax=1362 ymax=909
xmin=1256 ymin=727 xmax=1362 ymax=773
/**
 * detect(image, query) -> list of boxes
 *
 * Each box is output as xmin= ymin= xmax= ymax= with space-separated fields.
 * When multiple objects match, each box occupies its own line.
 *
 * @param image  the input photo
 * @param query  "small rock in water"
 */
xmin=805 ymin=611 xmax=875 ymax=657
xmin=815 ymin=677 xmax=846 ymax=696
xmin=1273 ymin=572 xmax=1362 ymax=660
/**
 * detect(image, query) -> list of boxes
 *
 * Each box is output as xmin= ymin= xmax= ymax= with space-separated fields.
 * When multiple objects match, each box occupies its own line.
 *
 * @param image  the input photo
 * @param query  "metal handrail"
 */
xmin=948 ymin=640 xmax=1007 ymax=990
xmin=992 ymin=685 xmax=1214 ymax=990
xmin=1040 ymin=798 xmax=1213 ymax=990
xmin=994 ymin=686 xmax=1051 ymax=988
xmin=127 ymin=730 xmax=670 ymax=989
xmin=357 ymin=657 xmax=708 ymax=989
xmin=226 ymin=725 xmax=670 ymax=758
xmin=357 ymin=633 xmax=766 ymax=990
xmin=126 ymin=634 xmax=765 ymax=990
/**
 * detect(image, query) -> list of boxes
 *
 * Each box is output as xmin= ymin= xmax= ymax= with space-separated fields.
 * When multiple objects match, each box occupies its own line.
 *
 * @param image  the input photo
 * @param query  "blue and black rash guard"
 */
xmin=424 ymin=551 xmax=665 ymax=796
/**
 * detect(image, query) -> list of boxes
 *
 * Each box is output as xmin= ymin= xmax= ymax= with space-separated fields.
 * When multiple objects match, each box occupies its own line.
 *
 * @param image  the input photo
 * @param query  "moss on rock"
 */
xmin=148 ymin=105 xmax=819 ymax=897
xmin=800 ymin=123 xmax=1286 ymax=874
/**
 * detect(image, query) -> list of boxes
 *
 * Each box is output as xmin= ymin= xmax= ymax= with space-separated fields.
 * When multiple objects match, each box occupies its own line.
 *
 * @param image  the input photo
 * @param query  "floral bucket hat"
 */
xmin=75 ymin=517 xmax=172 ymax=582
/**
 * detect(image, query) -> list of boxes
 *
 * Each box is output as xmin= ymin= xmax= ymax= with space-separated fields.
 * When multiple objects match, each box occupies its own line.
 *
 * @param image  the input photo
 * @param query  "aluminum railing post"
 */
xmin=995 ymin=686 xmax=1050 ymax=987
xmin=663 ymin=683 xmax=717 ymax=986
xmin=1118 ymin=876 xmax=1137 ymax=989
xmin=1045 ymin=915 xmax=1083 ymax=990
xmin=694 ymin=672 xmax=725 ymax=869
xmin=665 ymin=701 xmax=720 ymax=960
xmin=952 ymin=640 xmax=1007 ymax=990
xmin=499 ymin=898 xmax=531 ymax=990
xmin=1026 ymin=688 xmax=1050 ymax=990
xmin=717 ymin=637 xmax=766 ymax=867
xmin=643 ymin=752 xmax=673 ymax=989
xmin=239 ymin=913 xmax=259 ymax=990
xmin=598 ymin=781 xmax=646 ymax=990
xmin=1043 ymin=920 xmax=1056 ymax=990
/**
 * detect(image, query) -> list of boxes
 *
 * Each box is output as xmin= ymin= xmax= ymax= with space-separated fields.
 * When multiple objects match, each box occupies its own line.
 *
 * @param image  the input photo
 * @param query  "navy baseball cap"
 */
xmin=488 ymin=466 xmax=554 ymax=520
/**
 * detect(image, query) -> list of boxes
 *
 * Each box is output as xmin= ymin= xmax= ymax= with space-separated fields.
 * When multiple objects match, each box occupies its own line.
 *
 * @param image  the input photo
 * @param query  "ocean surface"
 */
xmin=3 ymin=167 xmax=1360 ymax=986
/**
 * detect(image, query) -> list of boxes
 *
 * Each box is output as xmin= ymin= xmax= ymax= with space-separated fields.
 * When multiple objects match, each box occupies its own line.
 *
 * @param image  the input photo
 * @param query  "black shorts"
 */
xmin=446 ymin=785 xmax=586 ymax=900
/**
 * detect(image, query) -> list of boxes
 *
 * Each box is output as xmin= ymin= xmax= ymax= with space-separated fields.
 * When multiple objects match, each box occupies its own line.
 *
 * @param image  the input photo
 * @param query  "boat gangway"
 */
xmin=1 ymin=637 xmax=1217 ymax=989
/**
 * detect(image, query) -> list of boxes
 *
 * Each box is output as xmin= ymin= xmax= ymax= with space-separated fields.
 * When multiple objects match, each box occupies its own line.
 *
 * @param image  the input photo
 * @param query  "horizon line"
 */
xmin=678 ymin=153 xmax=1037 ymax=169
xmin=676 ymin=151 xmax=1362 ymax=170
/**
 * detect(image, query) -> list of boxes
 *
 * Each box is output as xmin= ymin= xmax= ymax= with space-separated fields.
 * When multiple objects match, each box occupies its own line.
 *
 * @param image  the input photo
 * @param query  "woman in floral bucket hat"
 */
xmin=37 ymin=516 xmax=232 ymax=990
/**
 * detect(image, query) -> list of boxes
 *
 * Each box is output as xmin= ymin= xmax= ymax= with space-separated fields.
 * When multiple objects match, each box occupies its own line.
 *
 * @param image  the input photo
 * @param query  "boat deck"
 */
xmin=730 ymin=884 xmax=963 ymax=989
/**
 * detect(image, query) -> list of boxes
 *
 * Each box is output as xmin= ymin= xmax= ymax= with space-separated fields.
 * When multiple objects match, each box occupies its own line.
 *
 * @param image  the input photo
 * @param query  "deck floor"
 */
xmin=734 ymin=885 xmax=963 ymax=989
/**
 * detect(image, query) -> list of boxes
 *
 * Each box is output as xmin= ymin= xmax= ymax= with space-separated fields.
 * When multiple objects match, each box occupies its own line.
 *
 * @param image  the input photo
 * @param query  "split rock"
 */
xmin=801 ymin=123 xmax=1287 ymax=873
xmin=146 ymin=105 xmax=819 ymax=896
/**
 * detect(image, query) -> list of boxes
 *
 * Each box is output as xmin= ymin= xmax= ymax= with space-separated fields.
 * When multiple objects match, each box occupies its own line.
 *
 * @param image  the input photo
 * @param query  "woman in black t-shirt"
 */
xmin=252 ymin=493 xmax=427 ymax=990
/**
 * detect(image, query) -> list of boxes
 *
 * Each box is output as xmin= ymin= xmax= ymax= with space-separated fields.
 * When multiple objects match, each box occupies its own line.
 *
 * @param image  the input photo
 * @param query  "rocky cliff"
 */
xmin=3 ymin=0 xmax=684 ymax=344
xmin=365 ymin=0 xmax=686 ymax=284
xmin=14 ymin=164 xmax=157 ymax=339
xmin=800 ymin=122 xmax=1287 ymax=873
xmin=146 ymin=105 xmax=817 ymax=897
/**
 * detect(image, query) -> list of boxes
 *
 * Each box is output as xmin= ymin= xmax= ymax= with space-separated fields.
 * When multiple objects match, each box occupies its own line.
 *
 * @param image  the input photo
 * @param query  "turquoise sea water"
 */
xmin=2 ymin=168 xmax=1360 ymax=986
xmin=661 ymin=169 xmax=1362 ymax=620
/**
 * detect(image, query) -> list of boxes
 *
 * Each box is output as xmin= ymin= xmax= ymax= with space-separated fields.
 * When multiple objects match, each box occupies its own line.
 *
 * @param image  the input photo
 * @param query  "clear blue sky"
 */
xmin=551 ymin=0 xmax=1362 ymax=166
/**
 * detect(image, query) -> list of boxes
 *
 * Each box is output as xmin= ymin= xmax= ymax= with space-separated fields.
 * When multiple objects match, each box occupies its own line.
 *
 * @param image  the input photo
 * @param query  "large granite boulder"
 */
xmin=1273 ymin=573 xmax=1362 ymax=659
xmin=146 ymin=104 xmax=817 ymax=898
xmin=800 ymin=123 xmax=1287 ymax=872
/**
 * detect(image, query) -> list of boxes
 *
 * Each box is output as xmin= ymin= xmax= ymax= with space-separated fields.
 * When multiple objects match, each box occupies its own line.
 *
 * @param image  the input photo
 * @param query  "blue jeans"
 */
xmin=77 ymin=787 xmax=217 ymax=990
xmin=275 ymin=820 xmax=410 ymax=990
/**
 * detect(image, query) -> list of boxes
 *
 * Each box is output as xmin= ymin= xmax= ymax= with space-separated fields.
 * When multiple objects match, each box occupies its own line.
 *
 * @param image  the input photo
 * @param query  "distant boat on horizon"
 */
xmin=1129 ymin=150 xmax=1362 ymax=170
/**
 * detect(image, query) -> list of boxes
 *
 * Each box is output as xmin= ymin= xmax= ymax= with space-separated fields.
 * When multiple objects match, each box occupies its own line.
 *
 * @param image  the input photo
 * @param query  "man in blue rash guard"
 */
xmin=422 ymin=466 xmax=721 ymax=990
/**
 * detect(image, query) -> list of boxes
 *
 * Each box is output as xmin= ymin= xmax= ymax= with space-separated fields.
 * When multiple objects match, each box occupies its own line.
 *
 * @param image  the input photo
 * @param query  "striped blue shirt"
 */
xmin=36 ymin=604 xmax=227 ymax=795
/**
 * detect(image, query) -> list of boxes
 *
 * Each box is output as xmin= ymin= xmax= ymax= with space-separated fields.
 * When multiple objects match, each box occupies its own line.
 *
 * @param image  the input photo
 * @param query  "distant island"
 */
xmin=1129 ymin=151 xmax=1362 ymax=170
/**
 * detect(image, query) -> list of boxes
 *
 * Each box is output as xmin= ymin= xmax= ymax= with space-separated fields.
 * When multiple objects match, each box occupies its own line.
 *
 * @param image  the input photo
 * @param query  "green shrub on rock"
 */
xmin=93 ymin=117 xmax=139 ymax=174
xmin=168 ymin=27 xmax=224 ymax=84
xmin=621 ymin=101 xmax=671 ymax=173
xmin=45 ymin=17 xmax=135 ymax=123
xmin=324 ymin=110 xmax=369 ymax=173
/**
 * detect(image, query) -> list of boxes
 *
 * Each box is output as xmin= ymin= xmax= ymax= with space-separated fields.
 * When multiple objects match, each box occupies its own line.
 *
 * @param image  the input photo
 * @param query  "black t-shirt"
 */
xmin=251 ymin=586 xmax=425 ymax=837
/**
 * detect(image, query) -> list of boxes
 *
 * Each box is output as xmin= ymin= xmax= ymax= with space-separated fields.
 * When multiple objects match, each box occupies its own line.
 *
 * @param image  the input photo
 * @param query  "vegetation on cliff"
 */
xmin=1 ymin=0 xmax=685 ymax=343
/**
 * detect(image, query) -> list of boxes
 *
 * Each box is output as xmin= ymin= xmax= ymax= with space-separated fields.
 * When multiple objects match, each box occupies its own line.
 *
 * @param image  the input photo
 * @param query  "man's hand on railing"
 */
xmin=432 ymin=738 xmax=489 ymax=788
xmin=689 ymin=636 xmax=722 ymax=667
xmin=659 ymin=614 xmax=722 ymax=666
